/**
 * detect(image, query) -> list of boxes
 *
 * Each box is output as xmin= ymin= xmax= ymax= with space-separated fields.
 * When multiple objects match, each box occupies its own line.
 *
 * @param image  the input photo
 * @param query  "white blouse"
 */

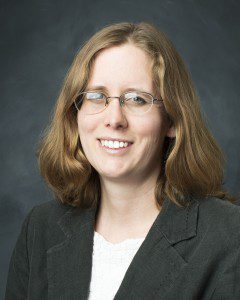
xmin=88 ymin=231 xmax=145 ymax=300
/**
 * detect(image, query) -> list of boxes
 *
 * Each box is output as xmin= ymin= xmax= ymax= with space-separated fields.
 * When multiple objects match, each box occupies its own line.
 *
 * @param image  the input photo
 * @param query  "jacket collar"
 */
xmin=47 ymin=196 xmax=199 ymax=299
xmin=57 ymin=195 xmax=199 ymax=244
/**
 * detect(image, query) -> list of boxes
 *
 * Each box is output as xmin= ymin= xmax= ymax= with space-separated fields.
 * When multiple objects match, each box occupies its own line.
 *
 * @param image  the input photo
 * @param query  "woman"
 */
xmin=5 ymin=22 xmax=240 ymax=299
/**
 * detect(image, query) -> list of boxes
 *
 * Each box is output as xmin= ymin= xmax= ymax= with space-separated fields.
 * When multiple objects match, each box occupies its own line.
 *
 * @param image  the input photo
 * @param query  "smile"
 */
xmin=97 ymin=139 xmax=133 ymax=154
xmin=100 ymin=139 xmax=131 ymax=149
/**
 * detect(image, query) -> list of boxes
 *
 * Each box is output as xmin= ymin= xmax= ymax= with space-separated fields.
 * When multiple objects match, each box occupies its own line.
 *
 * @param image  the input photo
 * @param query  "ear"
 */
xmin=166 ymin=121 xmax=175 ymax=138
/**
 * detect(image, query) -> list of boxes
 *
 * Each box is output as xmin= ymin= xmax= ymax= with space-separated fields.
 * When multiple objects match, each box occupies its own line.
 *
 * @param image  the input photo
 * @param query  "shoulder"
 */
xmin=22 ymin=199 xmax=73 ymax=241
xmin=196 ymin=198 xmax=240 ymax=295
xmin=29 ymin=199 xmax=72 ymax=224
xmin=196 ymin=196 xmax=240 ymax=244
xmin=197 ymin=196 xmax=240 ymax=225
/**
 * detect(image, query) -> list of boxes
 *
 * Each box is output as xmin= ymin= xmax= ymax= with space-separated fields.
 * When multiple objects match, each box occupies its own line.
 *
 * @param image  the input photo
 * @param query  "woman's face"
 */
xmin=77 ymin=43 xmax=174 ymax=182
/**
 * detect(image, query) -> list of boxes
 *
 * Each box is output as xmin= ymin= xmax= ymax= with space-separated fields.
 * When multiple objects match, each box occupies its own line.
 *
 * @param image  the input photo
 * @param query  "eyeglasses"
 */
xmin=74 ymin=90 xmax=163 ymax=116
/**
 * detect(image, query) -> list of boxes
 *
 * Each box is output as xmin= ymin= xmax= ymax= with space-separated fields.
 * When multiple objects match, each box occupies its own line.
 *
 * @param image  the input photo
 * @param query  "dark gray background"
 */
xmin=1 ymin=0 xmax=239 ymax=297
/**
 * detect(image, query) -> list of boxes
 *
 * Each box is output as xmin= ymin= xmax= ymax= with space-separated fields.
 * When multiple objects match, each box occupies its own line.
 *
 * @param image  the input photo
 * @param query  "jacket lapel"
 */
xmin=114 ymin=197 xmax=199 ymax=299
xmin=47 ymin=196 xmax=199 ymax=299
xmin=47 ymin=206 xmax=97 ymax=299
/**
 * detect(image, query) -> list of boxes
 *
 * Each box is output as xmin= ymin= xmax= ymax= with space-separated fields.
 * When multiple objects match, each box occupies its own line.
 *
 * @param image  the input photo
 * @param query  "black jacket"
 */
xmin=5 ymin=196 xmax=240 ymax=299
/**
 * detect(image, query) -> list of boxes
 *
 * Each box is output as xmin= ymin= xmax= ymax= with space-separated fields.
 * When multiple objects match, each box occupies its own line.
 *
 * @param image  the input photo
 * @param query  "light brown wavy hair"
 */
xmin=36 ymin=21 xmax=237 ymax=209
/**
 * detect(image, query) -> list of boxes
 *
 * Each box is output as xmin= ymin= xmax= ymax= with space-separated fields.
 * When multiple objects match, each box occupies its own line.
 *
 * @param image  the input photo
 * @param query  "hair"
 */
xmin=36 ymin=21 xmax=237 ymax=210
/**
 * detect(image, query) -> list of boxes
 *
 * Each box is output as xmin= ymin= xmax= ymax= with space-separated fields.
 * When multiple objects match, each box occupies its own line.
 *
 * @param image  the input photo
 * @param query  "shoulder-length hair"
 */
xmin=36 ymin=21 xmax=236 ymax=209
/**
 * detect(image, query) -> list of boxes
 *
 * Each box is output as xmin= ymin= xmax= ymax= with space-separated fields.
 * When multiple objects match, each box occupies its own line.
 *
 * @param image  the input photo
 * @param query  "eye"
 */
xmin=132 ymin=96 xmax=146 ymax=104
xmin=86 ymin=92 xmax=105 ymax=100
xmin=124 ymin=92 xmax=148 ymax=105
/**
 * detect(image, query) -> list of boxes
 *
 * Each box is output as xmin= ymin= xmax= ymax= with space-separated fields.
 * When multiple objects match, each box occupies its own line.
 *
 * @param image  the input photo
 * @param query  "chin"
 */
xmin=98 ymin=169 xmax=128 ymax=180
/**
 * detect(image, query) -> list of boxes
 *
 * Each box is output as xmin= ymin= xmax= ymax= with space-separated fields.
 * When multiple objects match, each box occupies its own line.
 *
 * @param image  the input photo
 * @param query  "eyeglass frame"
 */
xmin=73 ymin=89 xmax=164 ymax=115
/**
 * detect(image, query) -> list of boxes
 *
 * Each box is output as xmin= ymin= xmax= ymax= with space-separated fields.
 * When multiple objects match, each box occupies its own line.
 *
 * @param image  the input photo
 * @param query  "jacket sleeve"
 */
xmin=210 ymin=236 xmax=240 ymax=299
xmin=5 ymin=207 xmax=35 ymax=300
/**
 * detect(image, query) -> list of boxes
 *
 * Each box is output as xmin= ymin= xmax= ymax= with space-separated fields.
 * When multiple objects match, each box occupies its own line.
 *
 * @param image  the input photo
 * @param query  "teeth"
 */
xmin=100 ymin=140 xmax=130 ymax=149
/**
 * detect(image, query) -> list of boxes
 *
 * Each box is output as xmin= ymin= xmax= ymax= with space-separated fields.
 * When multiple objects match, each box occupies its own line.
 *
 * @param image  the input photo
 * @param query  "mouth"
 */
xmin=97 ymin=139 xmax=133 ymax=154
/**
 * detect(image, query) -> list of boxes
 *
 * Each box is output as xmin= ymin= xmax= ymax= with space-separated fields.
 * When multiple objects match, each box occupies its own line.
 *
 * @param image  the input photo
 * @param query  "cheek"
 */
xmin=77 ymin=112 xmax=98 ymax=137
xmin=137 ymin=117 xmax=167 ymax=143
xmin=141 ymin=117 xmax=168 ymax=161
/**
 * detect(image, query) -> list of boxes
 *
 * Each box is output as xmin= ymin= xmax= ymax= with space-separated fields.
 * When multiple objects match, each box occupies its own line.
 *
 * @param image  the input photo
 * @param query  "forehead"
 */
xmin=87 ymin=43 xmax=154 ymax=92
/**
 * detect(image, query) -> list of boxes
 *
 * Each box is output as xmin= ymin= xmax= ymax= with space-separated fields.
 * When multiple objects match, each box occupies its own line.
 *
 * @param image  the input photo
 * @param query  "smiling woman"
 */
xmin=5 ymin=22 xmax=240 ymax=299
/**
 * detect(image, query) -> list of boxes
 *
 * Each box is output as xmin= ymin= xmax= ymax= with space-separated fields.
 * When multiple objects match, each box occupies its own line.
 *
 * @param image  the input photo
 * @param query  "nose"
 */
xmin=103 ymin=97 xmax=128 ymax=129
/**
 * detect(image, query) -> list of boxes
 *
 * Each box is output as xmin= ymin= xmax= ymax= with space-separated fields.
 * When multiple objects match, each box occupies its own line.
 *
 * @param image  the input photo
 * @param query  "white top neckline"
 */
xmin=88 ymin=230 xmax=146 ymax=299
xmin=94 ymin=230 xmax=145 ymax=247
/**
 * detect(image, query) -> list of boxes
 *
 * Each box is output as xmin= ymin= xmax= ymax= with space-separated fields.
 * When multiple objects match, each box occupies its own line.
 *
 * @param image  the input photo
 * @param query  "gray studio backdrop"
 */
xmin=1 ymin=0 xmax=239 ymax=297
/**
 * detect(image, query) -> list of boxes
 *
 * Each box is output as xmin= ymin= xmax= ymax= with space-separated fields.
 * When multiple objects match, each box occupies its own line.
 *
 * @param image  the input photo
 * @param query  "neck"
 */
xmin=94 ymin=171 xmax=162 ymax=241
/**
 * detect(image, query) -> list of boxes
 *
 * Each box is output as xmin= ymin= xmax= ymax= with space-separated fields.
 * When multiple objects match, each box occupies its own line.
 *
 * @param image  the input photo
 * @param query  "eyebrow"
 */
xmin=86 ymin=85 xmax=150 ymax=94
